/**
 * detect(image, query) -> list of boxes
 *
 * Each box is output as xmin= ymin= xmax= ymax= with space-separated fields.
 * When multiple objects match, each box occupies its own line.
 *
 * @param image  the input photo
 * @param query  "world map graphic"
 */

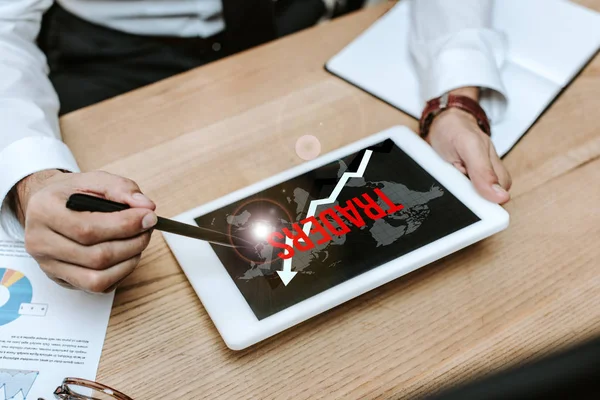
xmin=226 ymin=159 xmax=444 ymax=281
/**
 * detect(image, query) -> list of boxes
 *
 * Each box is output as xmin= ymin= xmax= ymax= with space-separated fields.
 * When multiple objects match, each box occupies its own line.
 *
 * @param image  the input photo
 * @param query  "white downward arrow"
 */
xmin=276 ymin=150 xmax=374 ymax=286
xmin=276 ymin=236 xmax=297 ymax=285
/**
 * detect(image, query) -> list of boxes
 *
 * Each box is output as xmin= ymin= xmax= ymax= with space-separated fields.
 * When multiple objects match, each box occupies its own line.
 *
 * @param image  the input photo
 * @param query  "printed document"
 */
xmin=0 ymin=227 xmax=113 ymax=400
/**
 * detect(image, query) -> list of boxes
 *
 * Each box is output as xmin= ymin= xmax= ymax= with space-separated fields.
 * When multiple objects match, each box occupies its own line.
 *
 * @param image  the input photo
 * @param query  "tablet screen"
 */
xmin=194 ymin=139 xmax=480 ymax=320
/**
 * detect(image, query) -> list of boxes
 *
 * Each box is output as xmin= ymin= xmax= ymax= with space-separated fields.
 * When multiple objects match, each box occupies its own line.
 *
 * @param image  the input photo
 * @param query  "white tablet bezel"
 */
xmin=163 ymin=126 xmax=509 ymax=350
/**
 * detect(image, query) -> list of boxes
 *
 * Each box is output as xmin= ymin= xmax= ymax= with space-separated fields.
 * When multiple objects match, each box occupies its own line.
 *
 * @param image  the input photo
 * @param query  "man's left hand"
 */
xmin=426 ymin=106 xmax=512 ymax=204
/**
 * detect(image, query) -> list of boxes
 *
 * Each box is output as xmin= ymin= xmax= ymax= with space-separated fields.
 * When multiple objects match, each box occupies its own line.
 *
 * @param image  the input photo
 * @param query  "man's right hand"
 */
xmin=11 ymin=170 xmax=157 ymax=293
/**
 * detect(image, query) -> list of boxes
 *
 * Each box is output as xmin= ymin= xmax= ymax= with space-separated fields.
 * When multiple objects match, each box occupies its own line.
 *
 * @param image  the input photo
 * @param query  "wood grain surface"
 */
xmin=59 ymin=1 xmax=600 ymax=399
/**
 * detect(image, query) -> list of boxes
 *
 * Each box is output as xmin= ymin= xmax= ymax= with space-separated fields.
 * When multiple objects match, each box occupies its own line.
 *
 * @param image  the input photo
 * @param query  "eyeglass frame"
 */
xmin=37 ymin=377 xmax=133 ymax=400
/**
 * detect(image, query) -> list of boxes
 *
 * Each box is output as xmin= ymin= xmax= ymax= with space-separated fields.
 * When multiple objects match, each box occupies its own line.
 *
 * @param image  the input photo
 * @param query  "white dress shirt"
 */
xmin=0 ymin=0 xmax=507 ymax=239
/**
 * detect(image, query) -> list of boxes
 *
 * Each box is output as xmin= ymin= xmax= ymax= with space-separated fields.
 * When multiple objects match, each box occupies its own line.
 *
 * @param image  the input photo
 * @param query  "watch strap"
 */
xmin=419 ymin=93 xmax=491 ymax=138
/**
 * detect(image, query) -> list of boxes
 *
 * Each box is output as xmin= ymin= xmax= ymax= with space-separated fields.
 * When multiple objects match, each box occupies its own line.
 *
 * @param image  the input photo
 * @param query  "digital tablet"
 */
xmin=163 ymin=126 xmax=509 ymax=350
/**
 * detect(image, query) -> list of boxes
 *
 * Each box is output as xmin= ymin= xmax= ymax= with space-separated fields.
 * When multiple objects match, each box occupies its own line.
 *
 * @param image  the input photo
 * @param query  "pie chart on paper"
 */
xmin=0 ymin=268 xmax=33 ymax=326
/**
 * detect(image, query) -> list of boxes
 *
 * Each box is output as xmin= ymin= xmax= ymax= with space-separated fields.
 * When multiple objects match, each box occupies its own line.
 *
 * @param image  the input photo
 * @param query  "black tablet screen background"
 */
xmin=195 ymin=140 xmax=480 ymax=320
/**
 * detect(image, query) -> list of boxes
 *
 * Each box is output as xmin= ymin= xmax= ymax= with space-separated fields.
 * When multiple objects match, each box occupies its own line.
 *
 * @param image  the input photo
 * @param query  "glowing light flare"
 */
xmin=252 ymin=221 xmax=274 ymax=240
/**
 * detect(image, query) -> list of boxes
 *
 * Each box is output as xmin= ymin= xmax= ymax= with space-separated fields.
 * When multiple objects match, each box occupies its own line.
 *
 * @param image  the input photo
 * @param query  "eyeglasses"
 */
xmin=38 ymin=377 xmax=133 ymax=400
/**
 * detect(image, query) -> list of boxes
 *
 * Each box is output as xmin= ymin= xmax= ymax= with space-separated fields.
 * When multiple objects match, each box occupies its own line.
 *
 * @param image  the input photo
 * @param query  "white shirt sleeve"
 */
xmin=0 ymin=0 xmax=80 ymax=240
xmin=407 ymin=0 xmax=508 ymax=123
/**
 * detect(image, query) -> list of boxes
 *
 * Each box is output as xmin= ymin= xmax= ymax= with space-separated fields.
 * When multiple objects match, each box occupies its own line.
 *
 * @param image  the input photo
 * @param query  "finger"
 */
xmin=102 ymin=275 xmax=130 ymax=294
xmin=68 ymin=171 xmax=155 ymax=210
xmin=32 ymin=194 xmax=157 ymax=245
xmin=459 ymin=135 xmax=510 ymax=204
xmin=452 ymin=161 xmax=468 ymax=175
xmin=489 ymin=145 xmax=512 ymax=191
xmin=53 ymin=278 xmax=76 ymax=290
xmin=42 ymin=254 xmax=142 ymax=293
xmin=30 ymin=227 xmax=151 ymax=270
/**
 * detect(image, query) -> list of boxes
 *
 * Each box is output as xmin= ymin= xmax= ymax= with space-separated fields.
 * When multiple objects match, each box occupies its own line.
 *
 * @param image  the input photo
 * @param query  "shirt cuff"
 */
xmin=0 ymin=136 xmax=80 ymax=240
xmin=422 ymin=35 xmax=508 ymax=124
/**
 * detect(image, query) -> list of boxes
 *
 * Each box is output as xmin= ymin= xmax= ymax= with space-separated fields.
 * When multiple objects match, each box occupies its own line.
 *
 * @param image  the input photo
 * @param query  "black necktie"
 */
xmin=221 ymin=0 xmax=278 ymax=53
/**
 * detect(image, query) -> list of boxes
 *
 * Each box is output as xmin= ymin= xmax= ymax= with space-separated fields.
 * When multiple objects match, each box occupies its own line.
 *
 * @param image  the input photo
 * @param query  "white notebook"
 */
xmin=326 ymin=0 xmax=600 ymax=157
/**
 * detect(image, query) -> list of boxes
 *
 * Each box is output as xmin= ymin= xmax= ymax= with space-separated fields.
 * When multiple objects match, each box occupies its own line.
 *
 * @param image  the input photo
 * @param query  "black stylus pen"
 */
xmin=66 ymin=193 xmax=252 ymax=249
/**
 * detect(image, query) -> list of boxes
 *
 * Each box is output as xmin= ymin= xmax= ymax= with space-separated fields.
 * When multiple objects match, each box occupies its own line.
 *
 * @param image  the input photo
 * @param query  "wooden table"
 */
xmin=60 ymin=2 xmax=600 ymax=398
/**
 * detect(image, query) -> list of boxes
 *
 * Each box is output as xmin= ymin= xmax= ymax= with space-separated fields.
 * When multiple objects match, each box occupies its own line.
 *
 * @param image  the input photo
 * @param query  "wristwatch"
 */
xmin=419 ymin=92 xmax=491 ymax=139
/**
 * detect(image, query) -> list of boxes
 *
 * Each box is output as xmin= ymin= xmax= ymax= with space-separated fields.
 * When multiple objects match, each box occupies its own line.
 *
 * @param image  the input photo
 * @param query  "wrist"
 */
xmin=10 ymin=169 xmax=64 ymax=224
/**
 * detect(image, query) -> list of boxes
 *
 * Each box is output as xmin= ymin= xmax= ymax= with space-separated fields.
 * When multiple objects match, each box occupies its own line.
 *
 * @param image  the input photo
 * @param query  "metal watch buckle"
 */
xmin=439 ymin=92 xmax=449 ymax=109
